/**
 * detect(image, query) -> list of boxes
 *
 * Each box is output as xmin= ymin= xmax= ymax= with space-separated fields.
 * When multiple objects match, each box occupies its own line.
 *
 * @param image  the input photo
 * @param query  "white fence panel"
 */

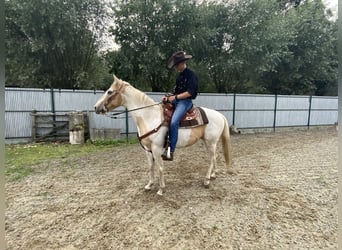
xmin=235 ymin=94 xmax=275 ymax=128
xmin=5 ymin=87 xmax=338 ymax=141
xmin=236 ymin=110 xmax=275 ymax=128
xmin=277 ymin=95 xmax=309 ymax=109
xmin=235 ymin=94 xmax=275 ymax=110
xmin=5 ymin=88 xmax=51 ymax=139
xmin=5 ymin=88 xmax=52 ymax=111
xmin=276 ymin=110 xmax=309 ymax=127
xmin=53 ymin=89 xmax=104 ymax=112
xmin=194 ymin=93 xmax=234 ymax=110
xmin=5 ymin=112 xmax=32 ymax=138
xmin=276 ymin=95 xmax=310 ymax=127
xmin=310 ymin=96 xmax=338 ymax=125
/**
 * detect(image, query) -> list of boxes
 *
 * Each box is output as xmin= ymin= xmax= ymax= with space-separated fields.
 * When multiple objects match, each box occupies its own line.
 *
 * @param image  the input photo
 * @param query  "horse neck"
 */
xmin=122 ymin=85 xmax=163 ymax=128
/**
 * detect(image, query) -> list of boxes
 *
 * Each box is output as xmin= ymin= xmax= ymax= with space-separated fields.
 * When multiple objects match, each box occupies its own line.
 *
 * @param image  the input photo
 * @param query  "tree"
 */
xmin=111 ymin=0 xmax=202 ymax=92
xmin=5 ymin=0 xmax=111 ymax=89
xmin=214 ymin=0 xmax=296 ymax=93
xmin=9 ymin=0 xmax=335 ymax=95
xmin=102 ymin=0 xmax=337 ymax=95
xmin=260 ymin=0 xmax=338 ymax=95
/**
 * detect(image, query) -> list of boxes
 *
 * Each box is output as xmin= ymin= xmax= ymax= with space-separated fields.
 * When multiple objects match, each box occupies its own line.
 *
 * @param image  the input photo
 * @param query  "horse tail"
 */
xmin=221 ymin=116 xmax=233 ymax=170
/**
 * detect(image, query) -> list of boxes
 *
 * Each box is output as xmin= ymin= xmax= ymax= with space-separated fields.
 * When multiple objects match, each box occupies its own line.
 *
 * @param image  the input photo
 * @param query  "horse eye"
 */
xmin=107 ymin=90 xmax=113 ymax=95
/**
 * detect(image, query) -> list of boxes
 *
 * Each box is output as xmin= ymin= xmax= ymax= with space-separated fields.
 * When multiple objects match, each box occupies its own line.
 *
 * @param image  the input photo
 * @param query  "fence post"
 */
xmin=232 ymin=93 xmax=236 ymax=125
xmin=50 ymin=87 xmax=56 ymax=115
xmin=125 ymin=108 xmax=129 ymax=141
xmin=50 ymin=88 xmax=56 ymax=140
xmin=307 ymin=95 xmax=313 ymax=129
xmin=273 ymin=94 xmax=278 ymax=132
xmin=31 ymin=110 xmax=37 ymax=142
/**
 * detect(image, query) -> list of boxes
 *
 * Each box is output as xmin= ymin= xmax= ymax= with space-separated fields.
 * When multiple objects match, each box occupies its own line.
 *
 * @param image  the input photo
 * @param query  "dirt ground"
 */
xmin=5 ymin=128 xmax=338 ymax=250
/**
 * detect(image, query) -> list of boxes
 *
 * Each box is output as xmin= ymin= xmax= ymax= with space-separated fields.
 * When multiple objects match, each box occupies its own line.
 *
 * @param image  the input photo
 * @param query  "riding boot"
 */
xmin=162 ymin=147 xmax=174 ymax=161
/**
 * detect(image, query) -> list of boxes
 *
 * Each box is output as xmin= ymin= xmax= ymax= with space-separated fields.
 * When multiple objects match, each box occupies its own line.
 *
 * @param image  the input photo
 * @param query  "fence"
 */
xmin=5 ymin=87 xmax=338 ymax=142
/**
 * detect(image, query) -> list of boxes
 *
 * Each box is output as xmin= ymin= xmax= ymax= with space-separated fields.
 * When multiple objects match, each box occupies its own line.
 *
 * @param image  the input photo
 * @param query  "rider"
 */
xmin=162 ymin=51 xmax=198 ymax=161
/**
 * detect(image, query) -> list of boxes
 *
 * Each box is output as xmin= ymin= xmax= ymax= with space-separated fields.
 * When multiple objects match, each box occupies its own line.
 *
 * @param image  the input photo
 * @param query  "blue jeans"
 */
xmin=169 ymin=99 xmax=193 ymax=152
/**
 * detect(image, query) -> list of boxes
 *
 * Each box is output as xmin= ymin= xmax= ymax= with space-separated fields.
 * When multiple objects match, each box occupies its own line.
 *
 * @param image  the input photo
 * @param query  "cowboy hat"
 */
xmin=167 ymin=51 xmax=192 ymax=69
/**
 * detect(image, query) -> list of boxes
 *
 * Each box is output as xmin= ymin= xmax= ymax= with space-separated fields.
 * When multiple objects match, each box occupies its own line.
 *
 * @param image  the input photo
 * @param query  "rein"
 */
xmin=105 ymin=101 xmax=165 ymax=145
xmin=104 ymin=95 xmax=166 ymax=152
xmin=106 ymin=102 xmax=163 ymax=119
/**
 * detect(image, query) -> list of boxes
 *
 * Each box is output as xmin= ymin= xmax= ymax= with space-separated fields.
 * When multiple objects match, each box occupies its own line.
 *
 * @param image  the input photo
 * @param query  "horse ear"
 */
xmin=113 ymin=74 xmax=120 ymax=82
xmin=112 ymin=74 xmax=123 ymax=88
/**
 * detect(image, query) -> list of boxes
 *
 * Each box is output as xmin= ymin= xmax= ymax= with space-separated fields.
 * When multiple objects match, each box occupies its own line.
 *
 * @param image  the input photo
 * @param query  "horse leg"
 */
xmin=151 ymin=146 xmax=165 ymax=195
xmin=144 ymin=151 xmax=155 ymax=191
xmin=156 ymin=156 xmax=165 ymax=195
xmin=204 ymin=142 xmax=217 ymax=187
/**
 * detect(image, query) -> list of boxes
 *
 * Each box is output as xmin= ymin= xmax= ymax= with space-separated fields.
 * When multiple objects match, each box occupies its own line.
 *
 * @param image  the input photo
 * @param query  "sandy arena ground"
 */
xmin=5 ymin=128 xmax=338 ymax=249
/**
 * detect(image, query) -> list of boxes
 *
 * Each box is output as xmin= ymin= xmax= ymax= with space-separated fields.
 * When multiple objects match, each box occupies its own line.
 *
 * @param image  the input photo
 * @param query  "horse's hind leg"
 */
xmin=144 ymin=151 xmax=155 ymax=190
xmin=204 ymin=141 xmax=217 ymax=187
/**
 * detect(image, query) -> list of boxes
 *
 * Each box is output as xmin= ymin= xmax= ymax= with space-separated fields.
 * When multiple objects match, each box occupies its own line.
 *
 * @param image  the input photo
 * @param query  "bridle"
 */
xmin=104 ymin=83 xmax=164 ymax=118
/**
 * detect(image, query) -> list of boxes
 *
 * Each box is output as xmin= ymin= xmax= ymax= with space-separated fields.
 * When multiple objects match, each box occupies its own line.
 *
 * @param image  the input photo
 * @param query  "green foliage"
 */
xmin=5 ymin=0 xmax=111 ymax=89
xmin=5 ymin=0 xmax=337 ymax=95
xmin=110 ymin=0 xmax=201 ymax=92
xmin=108 ymin=0 xmax=337 ymax=95
xmin=260 ymin=0 xmax=338 ymax=95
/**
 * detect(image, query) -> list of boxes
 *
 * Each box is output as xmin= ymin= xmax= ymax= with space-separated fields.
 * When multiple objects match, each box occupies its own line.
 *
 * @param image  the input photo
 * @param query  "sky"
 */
xmin=323 ymin=0 xmax=338 ymax=18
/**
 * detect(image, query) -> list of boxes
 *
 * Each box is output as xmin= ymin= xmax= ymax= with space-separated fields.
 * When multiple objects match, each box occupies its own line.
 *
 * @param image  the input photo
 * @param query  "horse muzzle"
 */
xmin=94 ymin=105 xmax=107 ymax=114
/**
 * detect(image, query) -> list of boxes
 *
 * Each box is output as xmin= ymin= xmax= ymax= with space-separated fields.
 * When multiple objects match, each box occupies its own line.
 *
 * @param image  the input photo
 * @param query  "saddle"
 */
xmin=163 ymin=103 xmax=209 ymax=128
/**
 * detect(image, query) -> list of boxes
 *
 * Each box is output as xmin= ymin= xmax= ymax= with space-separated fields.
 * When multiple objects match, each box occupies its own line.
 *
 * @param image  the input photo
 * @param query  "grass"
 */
xmin=5 ymin=138 xmax=138 ymax=182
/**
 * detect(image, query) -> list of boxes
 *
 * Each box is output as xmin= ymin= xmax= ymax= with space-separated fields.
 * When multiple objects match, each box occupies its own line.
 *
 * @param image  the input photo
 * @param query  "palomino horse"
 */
xmin=94 ymin=75 xmax=233 ymax=195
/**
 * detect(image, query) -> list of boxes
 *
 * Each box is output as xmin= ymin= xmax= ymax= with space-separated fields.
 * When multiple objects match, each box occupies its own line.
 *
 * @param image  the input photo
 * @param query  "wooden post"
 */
xmin=68 ymin=112 xmax=85 ymax=144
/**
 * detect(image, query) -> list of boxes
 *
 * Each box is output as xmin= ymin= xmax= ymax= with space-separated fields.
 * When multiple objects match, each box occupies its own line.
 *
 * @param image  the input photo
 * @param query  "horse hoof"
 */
xmin=144 ymin=184 xmax=153 ymax=190
xmin=204 ymin=180 xmax=210 ymax=188
xmin=157 ymin=189 xmax=163 ymax=196
xmin=227 ymin=169 xmax=236 ymax=175
xmin=210 ymin=174 xmax=216 ymax=180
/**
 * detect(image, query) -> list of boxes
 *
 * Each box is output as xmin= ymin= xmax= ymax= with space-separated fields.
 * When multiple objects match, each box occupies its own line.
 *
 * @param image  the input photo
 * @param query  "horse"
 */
xmin=94 ymin=75 xmax=234 ymax=195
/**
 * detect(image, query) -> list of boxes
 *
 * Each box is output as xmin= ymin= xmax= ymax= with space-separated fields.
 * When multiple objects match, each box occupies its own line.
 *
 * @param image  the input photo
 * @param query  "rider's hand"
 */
xmin=162 ymin=96 xmax=169 ymax=103
xmin=168 ymin=95 xmax=176 ymax=102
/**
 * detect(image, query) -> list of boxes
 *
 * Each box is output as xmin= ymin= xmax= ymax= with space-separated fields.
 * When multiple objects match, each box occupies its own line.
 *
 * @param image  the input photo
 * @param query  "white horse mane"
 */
xmin=116 ymin=77 xmax=156 ymax=107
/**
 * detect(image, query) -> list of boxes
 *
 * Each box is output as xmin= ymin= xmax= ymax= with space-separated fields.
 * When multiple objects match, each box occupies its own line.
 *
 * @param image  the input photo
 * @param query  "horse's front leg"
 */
xmin=156 ymin=156 xmax=165 ymax=196
xmin=151 ymin=146 xmax=165 ymax=195
xmin=144 ymin=151 xmax=155 ymax=191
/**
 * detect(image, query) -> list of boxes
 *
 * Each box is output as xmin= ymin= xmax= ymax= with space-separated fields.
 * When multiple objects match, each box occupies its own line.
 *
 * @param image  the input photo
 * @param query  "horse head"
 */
xmin=94 ymin=75 xmax=127 ymax=114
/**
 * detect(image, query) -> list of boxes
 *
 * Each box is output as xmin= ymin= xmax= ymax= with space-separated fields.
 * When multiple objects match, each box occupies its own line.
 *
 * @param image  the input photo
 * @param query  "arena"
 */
xmin=5 ymin=128 xmax=338 ymax=249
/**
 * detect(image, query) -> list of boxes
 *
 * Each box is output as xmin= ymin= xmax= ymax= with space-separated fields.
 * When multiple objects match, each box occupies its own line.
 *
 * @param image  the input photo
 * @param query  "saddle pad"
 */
xmin=163 ymin=103 xmax=209 ymax=128
xmin=180 ymin=107 xmax=208 ymax=128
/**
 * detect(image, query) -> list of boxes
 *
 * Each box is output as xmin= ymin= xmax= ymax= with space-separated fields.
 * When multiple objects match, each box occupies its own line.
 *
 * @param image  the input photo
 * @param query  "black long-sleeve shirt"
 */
xmin=173 ymin=68 xmax=198 ymax=99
